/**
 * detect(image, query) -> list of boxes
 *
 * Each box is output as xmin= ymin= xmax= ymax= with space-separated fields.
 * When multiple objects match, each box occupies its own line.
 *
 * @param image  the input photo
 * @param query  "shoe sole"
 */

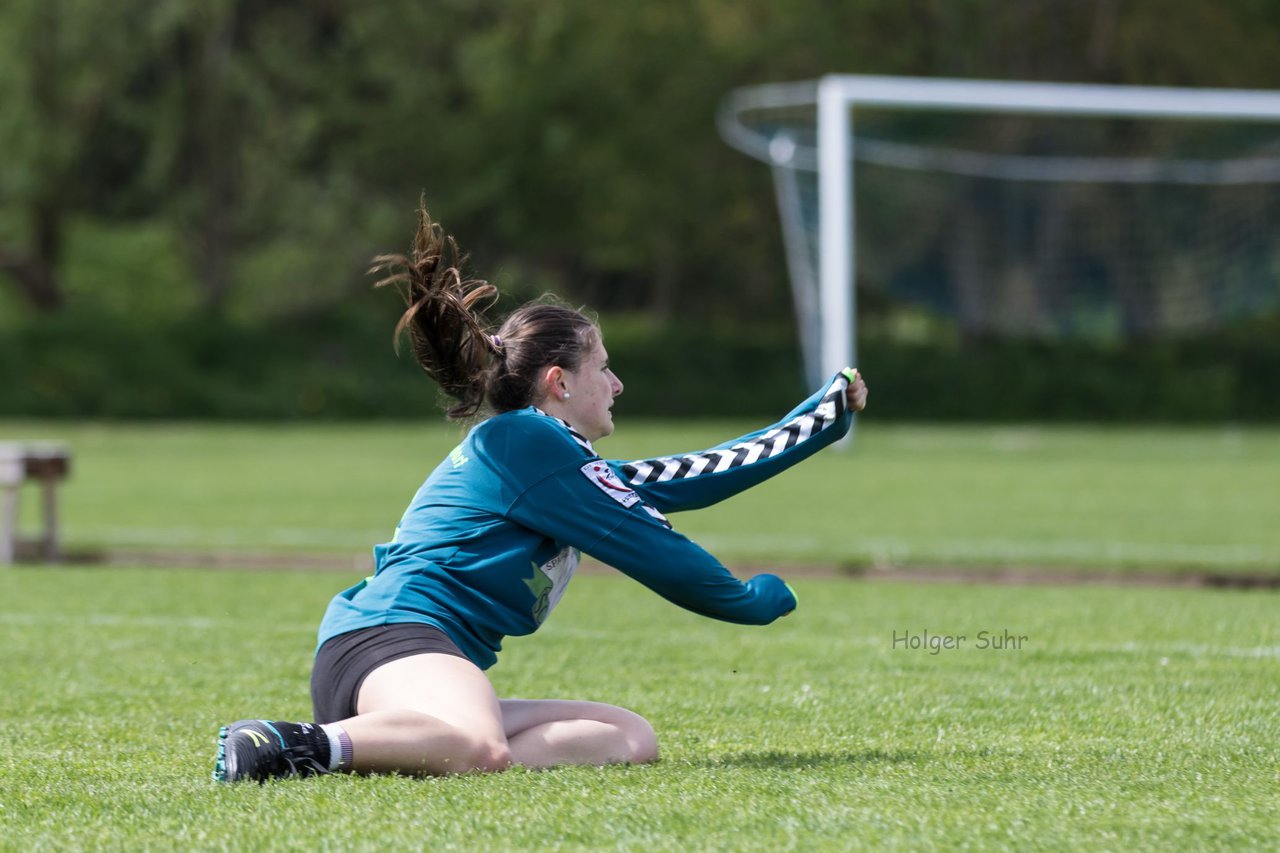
xmin=213 ymin=724 xmax=232 ymax=782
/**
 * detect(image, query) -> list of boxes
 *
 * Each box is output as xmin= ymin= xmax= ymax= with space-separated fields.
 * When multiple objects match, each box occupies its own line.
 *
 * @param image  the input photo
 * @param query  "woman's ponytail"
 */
xmin=372 ymin=201 xmax=599 ymax=419
xmin=370 ymin=203 xmax=497 ymax=419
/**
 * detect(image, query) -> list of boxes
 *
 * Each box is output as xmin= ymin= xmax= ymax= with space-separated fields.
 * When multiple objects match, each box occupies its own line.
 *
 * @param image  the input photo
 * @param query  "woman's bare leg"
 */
xmin=333 ymin=653 xmax=658 ymax=775
xmin=342 ymin=652 xmax=511 ymax=775
xmin=499 ymin=698 xmax=658 ymax=769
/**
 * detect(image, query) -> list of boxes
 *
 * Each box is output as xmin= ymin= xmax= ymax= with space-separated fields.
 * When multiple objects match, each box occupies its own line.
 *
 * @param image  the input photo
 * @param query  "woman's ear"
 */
xmin=539 ymin=365 xmax=566 ymax=402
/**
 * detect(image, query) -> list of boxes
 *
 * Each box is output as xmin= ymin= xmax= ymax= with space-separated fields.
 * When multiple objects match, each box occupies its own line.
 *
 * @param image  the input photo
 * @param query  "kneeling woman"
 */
xmin=214 ymin=207 xmax=868 ymax=781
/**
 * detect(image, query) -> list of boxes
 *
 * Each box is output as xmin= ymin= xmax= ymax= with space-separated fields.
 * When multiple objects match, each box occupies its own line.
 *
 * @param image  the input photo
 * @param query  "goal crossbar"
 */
xmin=719 ymin=74 xmax=1280 ymax=389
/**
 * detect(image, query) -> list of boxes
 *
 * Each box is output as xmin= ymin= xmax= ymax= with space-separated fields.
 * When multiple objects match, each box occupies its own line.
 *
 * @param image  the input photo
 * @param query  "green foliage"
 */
xmin=5 ymin=300 xmax=1280 ymax=420
xmin=2 ymin=569 xmax=1278 ymax=849
xmin=0 ymin=308 xmax=796 ymax=419
xmin=860 ymin=315 xmax=1280 ymax=422
xmin=4 ymin=1 xmax=1280 ymax=420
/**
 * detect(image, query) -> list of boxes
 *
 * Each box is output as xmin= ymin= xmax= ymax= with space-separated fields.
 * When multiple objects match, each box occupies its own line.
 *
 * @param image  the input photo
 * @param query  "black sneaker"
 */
xmin=213 ymin=720 xmax=329 ymax=783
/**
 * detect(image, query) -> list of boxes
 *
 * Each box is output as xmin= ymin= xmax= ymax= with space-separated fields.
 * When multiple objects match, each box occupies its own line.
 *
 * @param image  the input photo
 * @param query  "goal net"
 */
xmin=719 ymin=76 xmax=1280 ymax=388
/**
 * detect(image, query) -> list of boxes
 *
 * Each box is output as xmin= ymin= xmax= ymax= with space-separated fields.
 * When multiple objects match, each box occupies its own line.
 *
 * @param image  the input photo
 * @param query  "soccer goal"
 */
xmin=719 ymin=75 xmax=1280 ymax=389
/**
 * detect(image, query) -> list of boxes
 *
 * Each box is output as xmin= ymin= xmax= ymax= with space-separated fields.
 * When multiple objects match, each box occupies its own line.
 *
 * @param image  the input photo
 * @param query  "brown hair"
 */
xmin=370 ymin=203 xmax=598 ymax=419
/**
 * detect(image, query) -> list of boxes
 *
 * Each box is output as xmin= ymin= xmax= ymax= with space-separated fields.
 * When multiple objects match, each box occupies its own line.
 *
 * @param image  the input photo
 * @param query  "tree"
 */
xmin=0 ymin=0 xmax=148 ymax=312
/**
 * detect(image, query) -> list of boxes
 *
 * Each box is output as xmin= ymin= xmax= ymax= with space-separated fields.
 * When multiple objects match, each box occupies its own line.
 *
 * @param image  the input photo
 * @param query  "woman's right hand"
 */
xmin=845 ymin=370 xmax=868 ymax=413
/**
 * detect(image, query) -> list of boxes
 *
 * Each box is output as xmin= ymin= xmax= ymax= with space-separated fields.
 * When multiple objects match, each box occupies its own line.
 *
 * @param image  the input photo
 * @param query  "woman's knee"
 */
xmin=380 ymin=709 xmax=513 ymax=774
xmin=580 ymin=703 xmax=658 ymax=764
xmin=613 ymin=708 xmax=659 ymax=764
xmin=458 ymin=733 xmax=513 ymax=773
xmin=427 ymin=726 xmax=512 ymax=774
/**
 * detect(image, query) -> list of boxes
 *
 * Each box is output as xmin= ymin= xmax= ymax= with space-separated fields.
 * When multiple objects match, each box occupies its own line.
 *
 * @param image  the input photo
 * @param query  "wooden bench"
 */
xmin=0 ymin=443 xmax=71 ymax=564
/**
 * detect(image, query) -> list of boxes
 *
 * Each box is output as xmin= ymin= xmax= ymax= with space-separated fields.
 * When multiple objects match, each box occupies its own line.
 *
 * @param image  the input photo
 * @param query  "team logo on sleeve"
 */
xmin=580 ymin=461 xmax=641 ymax=507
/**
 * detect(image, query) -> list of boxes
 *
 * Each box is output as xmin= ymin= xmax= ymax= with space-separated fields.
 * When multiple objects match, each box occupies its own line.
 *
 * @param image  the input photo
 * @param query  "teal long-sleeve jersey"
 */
xmin=317 ymin=371 xmax=856 ymax=669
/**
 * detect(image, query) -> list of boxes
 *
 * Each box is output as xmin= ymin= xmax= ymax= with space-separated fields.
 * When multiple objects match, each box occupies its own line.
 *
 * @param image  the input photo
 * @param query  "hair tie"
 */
xmin=490 ymin=334 xmax=504 ymax=356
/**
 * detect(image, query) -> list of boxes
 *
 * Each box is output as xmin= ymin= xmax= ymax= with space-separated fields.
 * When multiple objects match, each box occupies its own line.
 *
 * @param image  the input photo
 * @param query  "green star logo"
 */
xmin=524 ymin=561 xmax=553 ymax=623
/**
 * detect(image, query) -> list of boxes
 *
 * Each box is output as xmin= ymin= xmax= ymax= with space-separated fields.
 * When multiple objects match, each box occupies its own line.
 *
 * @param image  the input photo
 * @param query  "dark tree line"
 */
xmin=3 ymin=0 xmax=1279 ymax=323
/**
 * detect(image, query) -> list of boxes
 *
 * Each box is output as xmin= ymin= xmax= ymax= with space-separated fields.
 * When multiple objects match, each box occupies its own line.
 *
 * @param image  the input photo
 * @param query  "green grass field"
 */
xmin=1 ymin=567 xmax=1276 ymax=850
xmin=1 ymin=420 xmax=1277 ymax=849
xmin=2 ymin=420 xmax=1278 ymax=574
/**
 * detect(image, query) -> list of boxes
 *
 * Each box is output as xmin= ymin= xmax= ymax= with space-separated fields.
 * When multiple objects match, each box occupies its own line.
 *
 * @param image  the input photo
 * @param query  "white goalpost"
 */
xmin=720 ymin=75 xmax=1280 ymax=390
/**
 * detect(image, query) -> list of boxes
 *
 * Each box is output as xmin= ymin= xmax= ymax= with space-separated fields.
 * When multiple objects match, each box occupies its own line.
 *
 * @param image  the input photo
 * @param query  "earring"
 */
xmin=563 ymin=392 xmax=571 ymax=400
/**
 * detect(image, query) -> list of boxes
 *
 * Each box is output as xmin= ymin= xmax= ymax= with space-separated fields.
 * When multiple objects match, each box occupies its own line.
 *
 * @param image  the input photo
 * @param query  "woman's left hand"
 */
xmin=846 ymin=371 xmax=868 ymax=413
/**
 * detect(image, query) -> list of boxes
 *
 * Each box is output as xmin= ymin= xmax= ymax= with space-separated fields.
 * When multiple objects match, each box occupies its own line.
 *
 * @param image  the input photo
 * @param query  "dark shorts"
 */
xmin=310 ymin=623 xmax=470 ymax=724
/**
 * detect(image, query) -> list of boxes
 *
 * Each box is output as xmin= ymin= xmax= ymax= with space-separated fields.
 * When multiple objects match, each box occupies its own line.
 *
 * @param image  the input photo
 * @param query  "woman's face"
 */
xmin=558 ymin=336 xmax=624 ymax=441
